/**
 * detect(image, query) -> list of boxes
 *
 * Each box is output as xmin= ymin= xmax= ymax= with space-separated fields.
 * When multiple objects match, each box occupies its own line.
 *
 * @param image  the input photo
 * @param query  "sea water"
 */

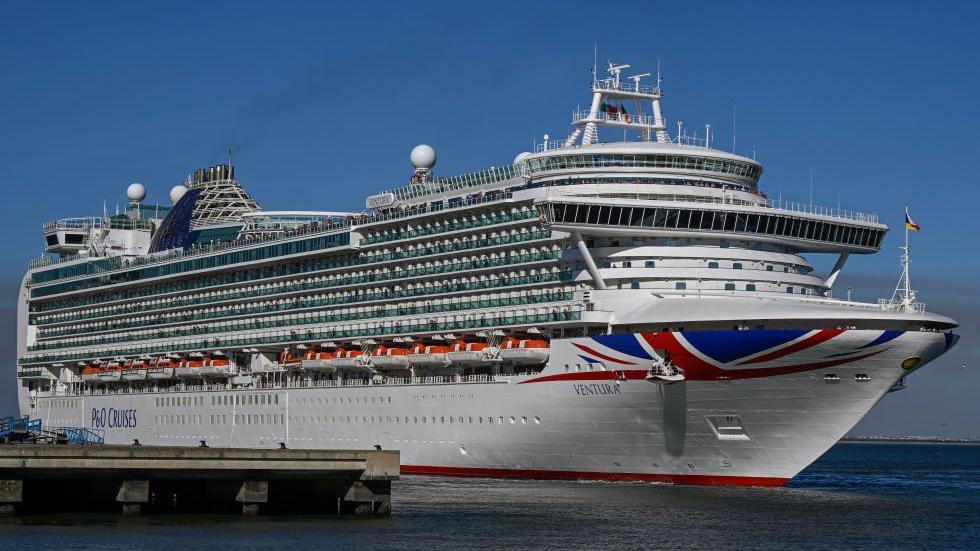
xmin=1 ymin=443 xmax=977 ymax=550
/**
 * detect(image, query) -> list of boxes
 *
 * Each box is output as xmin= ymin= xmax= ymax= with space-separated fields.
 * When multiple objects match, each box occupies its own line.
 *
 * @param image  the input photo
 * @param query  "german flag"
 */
xmin=905 ymin=206 xmax=921 ymax=232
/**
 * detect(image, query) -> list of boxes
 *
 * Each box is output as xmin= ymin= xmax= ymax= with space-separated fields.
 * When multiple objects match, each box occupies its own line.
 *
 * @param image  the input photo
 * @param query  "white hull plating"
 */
xmin=28 ymin=330 xmax=953 ymax=485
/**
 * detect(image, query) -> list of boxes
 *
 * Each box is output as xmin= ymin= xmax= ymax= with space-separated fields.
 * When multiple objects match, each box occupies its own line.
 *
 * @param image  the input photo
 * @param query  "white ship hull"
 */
xmin=26 ymin=329 xmax=955 ymax=486
xmin=15 ymin=61 xmax=960 ymax=487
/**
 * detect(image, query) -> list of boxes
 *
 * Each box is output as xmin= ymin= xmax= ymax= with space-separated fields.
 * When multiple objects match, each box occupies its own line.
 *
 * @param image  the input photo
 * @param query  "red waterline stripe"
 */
xmin=571 ymin=343 xmax=636 ymax=365
xmin=737 ymin=329 xmax=845 ymax=365
xmin=401 ymin=465 xmax=788 ymax=487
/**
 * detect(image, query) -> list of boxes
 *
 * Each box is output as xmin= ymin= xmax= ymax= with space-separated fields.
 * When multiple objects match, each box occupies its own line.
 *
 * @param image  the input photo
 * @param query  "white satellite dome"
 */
xmin=126 ymin=182 xmax=146 ymax=203
xmin=169 ymin=184 xmax=188 ymax=205
xmin=410 ymin=144 xmax=437 ymax=170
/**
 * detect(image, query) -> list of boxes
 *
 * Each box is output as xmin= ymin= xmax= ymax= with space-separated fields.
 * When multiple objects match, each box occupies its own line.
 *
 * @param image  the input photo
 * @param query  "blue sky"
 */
xmin=1 ymin=1 xmax=977 ymax=435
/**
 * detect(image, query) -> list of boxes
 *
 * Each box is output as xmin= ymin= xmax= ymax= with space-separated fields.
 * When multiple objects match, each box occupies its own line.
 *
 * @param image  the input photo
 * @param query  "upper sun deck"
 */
xmin=521 ymin=140 xmax=763 ymax=188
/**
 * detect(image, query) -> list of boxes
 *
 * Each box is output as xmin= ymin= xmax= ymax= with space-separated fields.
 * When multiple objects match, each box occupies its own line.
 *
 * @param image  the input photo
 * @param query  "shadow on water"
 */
xmin=0 ymin=443 xmax=977 ymax=551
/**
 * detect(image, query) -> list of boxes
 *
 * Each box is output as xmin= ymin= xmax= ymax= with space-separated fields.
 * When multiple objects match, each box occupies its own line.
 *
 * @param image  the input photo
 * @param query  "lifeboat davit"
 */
xmin=370 ymin=345 xmax=411 ymax=369
xmin=148 ymin=355 xmax=178 ymax=380
xmin=278 ymin=349 xmax=303 ymax=370
xmin=499 ymin=338 xmax=550 ymax=365
xmin=328 ymin=348 xmax=370 ymax=370
xmin=407 ymin=343 xmax=451 ymax=367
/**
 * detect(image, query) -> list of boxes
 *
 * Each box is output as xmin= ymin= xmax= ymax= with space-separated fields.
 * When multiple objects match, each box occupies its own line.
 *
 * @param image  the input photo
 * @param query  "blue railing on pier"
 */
xmin=56 ymin=427 xmax=105 ymax=445
xmin=0 ymin=416 xmax=43 ymax=439
xmin=0 ymin=416 xmax=103 ymax=445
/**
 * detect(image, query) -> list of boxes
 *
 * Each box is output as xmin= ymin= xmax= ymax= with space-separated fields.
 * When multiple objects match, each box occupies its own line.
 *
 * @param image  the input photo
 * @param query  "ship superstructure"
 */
xmin=15 ymin=62 xmax=958 ymax=485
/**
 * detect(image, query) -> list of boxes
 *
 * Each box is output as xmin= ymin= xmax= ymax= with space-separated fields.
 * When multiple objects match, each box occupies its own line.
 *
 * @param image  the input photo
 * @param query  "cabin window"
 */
xmin=724 ymin=283 xmax=736 ymax=291
xmin=645 ymin=260 xmax=656 ymax=268
xmin=786 ymin=287 xmax=794 ymax=293
xmin=746 ymin=284 xmax=757 ymax=291
xmin=708 ymin=261 xmax=719 ymax=268
xmin=675 ymin=282 xmax=687 ymax=290
xmin=630 ymin=282 xmax=640 ymax=289
xmin=733 ymin=263 xmax=743 ymax=269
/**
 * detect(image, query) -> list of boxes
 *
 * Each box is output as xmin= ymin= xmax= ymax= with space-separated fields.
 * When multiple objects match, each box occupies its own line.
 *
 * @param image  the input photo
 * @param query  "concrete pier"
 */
xmin=0 ymin=445 xmax=398 ymax=516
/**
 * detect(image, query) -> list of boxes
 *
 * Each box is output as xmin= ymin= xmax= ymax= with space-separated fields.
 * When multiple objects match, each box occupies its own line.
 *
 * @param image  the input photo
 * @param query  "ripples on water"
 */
xmin=1 ymin=443 xmax=977 ymax=550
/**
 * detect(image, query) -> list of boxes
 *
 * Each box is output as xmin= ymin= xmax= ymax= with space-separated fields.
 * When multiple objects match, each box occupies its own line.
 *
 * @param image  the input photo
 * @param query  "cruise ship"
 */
xmin=15 ymin=62 xmax=959 ymax=486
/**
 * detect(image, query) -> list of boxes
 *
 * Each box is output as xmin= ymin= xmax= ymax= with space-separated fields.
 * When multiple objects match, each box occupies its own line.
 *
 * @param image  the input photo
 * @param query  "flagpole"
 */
xmin=892 ymin=205 xmax=915 ymax=309
xmin=903 ymin=218 xmax=911 ymax=306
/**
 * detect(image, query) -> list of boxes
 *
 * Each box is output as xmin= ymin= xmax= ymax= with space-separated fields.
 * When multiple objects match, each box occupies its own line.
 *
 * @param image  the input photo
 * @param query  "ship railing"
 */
xmin=767 ymin=199 xmax=879 ymax=224
xmin=877 ymin=298 xmax=927 ymax=315
xmin=533 ymin=140 xmax=576 ymax=153
xmin=547 ymin=188 xmax=879 ymax=224
xmin=379 ymin=165 xmax=524 ymax=203
xmin=359 ymin=191 xmax=520 ymax=234
xmin=593 ymin=78 xmax=661 ymax=96
xmin=572 ymin=110 xmax=658 ymax=126
xmin=671 ymin=134 xmax=710 ymax=148
xmin=649 ymin=288 xmax=928 ymax=315
xmin=43 ymin=217 xmax=103 ymax=233
xmin=52 ymin=426 xmax=105 ymax=445
xmin=39 ymin=371 xmax=536 ymax=400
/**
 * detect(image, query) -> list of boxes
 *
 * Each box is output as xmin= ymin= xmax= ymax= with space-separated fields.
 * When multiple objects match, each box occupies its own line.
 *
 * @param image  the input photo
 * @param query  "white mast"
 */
xmin=890 ymin=206 xmax=918 ymax=311
xmin=574 ymin=60 xmax=668 ymax=147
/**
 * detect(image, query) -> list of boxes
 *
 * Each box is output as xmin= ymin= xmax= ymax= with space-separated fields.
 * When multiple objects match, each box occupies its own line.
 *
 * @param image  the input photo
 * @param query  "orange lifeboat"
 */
xmin=122 ymin=357 xmax=149 ymax=381
xmin=201 ymin=350 xmax=235 ymax=377
xmin=175 ymin=352 xmax=206 ymax=378
xmin=148 ymin=355 xmax=178 ymax=380
xmin=301 ymin=346 xmax=339 ymax=372
xmin=500 ymin=338 xmax=550 ymax=365
xmin=371 ymin=345 xmax=411 ymax=369
xmin=447 ymin=340 xmax=493 ymax=365
xmin=80 ymin=363 xmax=101 ymax=383
xmin=407 ymin=342 xmax=452 ymax=367
xmin=98 ymin=358 xmax=123 ymax=382
xmin=328 ymin=347 xmax=368 ymax=369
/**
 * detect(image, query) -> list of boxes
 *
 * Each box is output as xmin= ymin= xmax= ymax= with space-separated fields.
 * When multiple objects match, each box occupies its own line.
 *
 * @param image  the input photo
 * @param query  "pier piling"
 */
xmin=0 ymin=445 xmax=399 ymax=516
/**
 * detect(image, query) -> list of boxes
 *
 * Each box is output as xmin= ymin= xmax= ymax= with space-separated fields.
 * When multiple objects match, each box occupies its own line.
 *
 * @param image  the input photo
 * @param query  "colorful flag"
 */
xmin=905 ymin=206 xmax=920 ymax=232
